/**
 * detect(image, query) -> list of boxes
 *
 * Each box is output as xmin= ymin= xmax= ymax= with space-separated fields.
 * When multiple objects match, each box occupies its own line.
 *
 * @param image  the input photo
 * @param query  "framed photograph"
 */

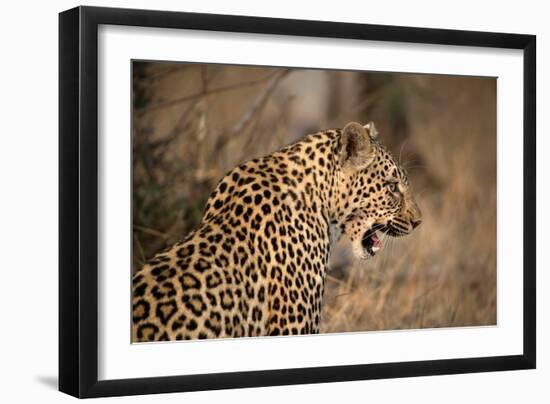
xmin=59 ymin=6 xmax=536 ymax=398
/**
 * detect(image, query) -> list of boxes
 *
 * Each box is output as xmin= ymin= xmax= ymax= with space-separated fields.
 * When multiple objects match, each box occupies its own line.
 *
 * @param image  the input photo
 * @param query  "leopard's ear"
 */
xmin=339 ymin=122 xmax=376 ymax=170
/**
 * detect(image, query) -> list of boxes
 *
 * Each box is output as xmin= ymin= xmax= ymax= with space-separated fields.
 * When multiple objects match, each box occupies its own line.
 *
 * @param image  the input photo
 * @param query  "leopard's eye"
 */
xmin=387 ymin=182 xmax=398 ymax=192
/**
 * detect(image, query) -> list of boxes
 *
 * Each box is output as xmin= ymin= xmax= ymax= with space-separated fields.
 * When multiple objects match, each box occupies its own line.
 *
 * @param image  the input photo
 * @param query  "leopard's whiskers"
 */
xmin=403 ymin=165 xmax=426 ymax=173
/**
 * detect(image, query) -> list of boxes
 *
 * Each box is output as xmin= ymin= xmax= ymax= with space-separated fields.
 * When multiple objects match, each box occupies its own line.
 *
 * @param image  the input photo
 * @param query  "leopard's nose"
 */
xmin=412 ymin=219 xmax=422 ymax=229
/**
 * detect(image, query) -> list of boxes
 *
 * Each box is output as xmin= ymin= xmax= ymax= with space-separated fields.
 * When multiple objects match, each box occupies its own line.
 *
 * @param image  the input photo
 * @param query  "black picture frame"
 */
xmin=59 ymin=5 xmax=536 ymax=398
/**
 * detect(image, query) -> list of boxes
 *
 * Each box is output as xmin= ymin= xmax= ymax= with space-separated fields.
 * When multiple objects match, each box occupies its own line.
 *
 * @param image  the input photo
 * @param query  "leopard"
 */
xmin=132 ymin=121 xmax=422 ymax=342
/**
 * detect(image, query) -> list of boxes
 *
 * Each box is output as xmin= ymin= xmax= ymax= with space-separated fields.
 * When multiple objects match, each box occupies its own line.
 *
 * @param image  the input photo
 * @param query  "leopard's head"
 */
xmin=336 ymin=121 xmax=422 ymax=260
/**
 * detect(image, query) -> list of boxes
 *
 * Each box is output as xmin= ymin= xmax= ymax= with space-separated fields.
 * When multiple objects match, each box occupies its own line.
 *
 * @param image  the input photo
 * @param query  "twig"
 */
xmin=418 ymin=299 xmax=426 ymax=328
xmin=326 ymin=274 xmax=345 ymax=285
xmin=147 ymin=64 xmax=192 ymax=83
xmin=449 ymin=303 xmax=460 ymax=326
xmin=133 ymin=233 xmax=146 ymax=266
xmin=136 ymin=71 xmax=282 ymax=116
xmin=413 ymin=282 xmax=441 ymax=302
xmin=133 ymin=224 xmax=171 ymax=240
xmin=138 ymin=68 xmax=221 ymax=152
xmin=215 ymin=69 xmax=290 ymax=153
xmin=148 ymin=100 xmax=200 ymax=151
xmin=240 ymin=95 xmax=295 ymax=161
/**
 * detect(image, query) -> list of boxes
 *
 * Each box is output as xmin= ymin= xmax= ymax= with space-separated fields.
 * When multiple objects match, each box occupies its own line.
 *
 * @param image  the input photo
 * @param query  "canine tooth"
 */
xmin=372 ymin=246 xmax=380 ymax=253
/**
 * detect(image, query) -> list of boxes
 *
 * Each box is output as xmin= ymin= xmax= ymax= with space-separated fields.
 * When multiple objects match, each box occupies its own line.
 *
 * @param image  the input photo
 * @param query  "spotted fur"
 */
xmin=132 ymin=122 xmax=421 ymax=341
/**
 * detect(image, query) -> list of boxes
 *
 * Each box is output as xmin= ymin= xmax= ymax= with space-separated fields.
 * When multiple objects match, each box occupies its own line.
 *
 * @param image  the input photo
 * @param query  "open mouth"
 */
xmin=361 ymin=227 xmax=383 ymax=256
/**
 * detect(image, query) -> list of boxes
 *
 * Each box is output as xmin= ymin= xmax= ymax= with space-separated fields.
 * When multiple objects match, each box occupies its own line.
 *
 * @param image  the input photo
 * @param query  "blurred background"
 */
xmin=132 ymin=61 xmax=496 ymax=332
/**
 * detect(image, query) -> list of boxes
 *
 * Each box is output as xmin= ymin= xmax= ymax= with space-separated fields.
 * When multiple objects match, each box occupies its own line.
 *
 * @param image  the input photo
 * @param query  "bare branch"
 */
xmin=214 ymin=69 xmax=290 ymax=153
xmin=133 ymin=224 xmax=171 ymax=240
xmin=146 ymin=64 xmax=192 ymax=83
xmin=136 ymin=71 xmax=282 ymax=117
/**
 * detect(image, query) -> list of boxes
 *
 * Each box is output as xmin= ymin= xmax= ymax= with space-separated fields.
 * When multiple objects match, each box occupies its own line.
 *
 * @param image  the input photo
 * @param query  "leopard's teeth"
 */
xmin=371 ymin=246 xmax=380 ymax=253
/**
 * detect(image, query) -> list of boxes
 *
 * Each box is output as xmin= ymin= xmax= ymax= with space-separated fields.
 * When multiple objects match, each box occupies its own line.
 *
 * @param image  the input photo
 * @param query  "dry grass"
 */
xmin=322 ymin=75 xmax=497 ymax=332
xmin=322 ymin=165 xmax=496 ymax=332
xmin=133 ymin=62 xmax=497 ymax=333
